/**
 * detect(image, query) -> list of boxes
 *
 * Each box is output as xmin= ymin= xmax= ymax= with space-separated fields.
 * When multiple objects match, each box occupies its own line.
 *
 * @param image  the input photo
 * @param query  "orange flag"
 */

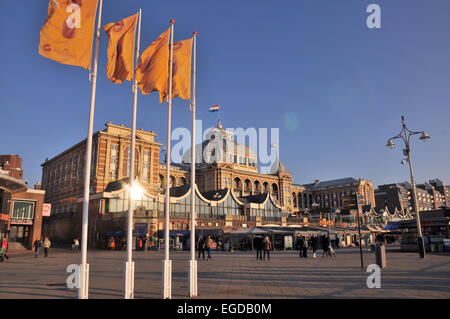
xmin=39 ymin=0 xmax=99 ymax=70
xmin=160 ymin=38 xmax=192 ymax=102
xmin=103 ymin=14 xmax=137 ymax=83
xmin=135 ymin=29 xmax=169 ymax=97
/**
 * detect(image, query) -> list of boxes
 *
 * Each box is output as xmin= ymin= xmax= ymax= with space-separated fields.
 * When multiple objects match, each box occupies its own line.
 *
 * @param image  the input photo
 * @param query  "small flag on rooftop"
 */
xmin=209 ymin=104 xmax=220 ymax=112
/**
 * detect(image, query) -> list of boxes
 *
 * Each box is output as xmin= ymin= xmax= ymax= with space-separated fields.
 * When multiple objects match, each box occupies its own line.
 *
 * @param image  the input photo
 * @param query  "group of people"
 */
xmin=296 ymin=235 xmax=337 ymax=258
xmin=33 ymin=237 xmax=51 ymax=258
xmin=197 ymin=235 xmax=214 ymax=260
xmin=254 ymin=236 xmax=273 ymax=261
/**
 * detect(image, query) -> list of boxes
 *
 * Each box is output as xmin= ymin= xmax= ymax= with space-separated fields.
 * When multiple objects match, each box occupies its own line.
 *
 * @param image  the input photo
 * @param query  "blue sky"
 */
xmin=1 ymin=0 xmax=449 ymax=188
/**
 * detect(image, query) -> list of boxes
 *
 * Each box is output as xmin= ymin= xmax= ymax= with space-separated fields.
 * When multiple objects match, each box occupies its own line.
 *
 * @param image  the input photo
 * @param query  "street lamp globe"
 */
xmin=419 ymin=132 xmax=430 ymax=141
xmin=386 ymin=139 xmax=395 ymax=148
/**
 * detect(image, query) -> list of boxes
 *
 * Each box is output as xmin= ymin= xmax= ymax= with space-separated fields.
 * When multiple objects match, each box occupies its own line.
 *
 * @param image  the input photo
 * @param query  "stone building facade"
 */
xmin=41 ymin=122 xmax=375 ymax=244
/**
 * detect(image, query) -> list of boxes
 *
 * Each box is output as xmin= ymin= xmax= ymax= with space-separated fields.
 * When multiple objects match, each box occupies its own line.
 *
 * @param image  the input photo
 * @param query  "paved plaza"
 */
xmin=0 ymin=246 xmax=449 ymax=299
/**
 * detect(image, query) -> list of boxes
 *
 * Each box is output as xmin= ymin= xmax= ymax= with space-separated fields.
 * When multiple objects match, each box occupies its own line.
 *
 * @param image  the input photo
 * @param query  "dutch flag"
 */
xmin=209 ymin=104 xmax=220 ymax=112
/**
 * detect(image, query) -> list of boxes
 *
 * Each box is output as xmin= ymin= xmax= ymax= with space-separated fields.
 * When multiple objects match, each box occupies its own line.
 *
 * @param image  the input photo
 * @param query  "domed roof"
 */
xmin=269 ymin=157 xmax=287 ymax=174
xmin=182 ymin=122 xmax=257 ymax=165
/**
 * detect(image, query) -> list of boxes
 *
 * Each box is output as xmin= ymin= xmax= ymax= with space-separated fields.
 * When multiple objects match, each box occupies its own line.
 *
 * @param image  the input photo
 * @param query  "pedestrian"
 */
xmin=309 ymin=236 xmax=318 ymax=258
xmin=335 ymin=236 xmax=340 ymax=249
xmin=254 ymin=236 xmax=263 ymax=261
xmin=205 ymin=236 xmax=214 ymax=260
xmin=322 ymin=235 xmax=330 ymax=257
xmin=43 ymin=237 xmax=51 ymax=257
xmin=297 ymin=236 xmax=305 ymax=258
xmin=263 ymin=236 xmax=272 ymax=261
xmin=0 ymin=239 xmax=8 ymax=262
xmin=197 ymin=236 xmax=205 ymax=260
xmin=329 ymin=242 xmax=336 ymax=257
xmin=74 ymin=238 xmax=80 ymax=251
xmin=33 ymin=238 xmax=42 ymax=258
xmin=302 ymin=236 xmax=308 ymax=258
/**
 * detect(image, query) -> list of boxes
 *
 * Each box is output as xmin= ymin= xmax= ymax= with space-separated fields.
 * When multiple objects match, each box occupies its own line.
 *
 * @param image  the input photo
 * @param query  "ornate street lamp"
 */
xmin=386 ymin=115 xmax=430 ymax=258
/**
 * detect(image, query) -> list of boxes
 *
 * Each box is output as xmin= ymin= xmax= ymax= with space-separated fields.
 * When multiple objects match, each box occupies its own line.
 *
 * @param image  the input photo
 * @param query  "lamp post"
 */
xmin=312 ymin=202 xmax=319 ymax=224
xmin=386 ymin=115 xmax=430 ymax=258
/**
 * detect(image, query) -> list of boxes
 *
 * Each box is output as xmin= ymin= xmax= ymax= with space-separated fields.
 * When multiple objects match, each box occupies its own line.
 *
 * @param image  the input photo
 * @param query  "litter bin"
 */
xmin=375 ymin=243 xmax=387 ymax=268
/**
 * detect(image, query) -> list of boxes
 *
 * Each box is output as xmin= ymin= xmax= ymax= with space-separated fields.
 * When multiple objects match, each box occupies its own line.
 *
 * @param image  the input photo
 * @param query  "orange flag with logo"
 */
xmin=39 ymin=0 xmax=99 ymax=70
xmin=103 ymin=14 xmax=137 ymax=83
xmin=159 ymin=38 xmax=192 ymax=102
xmin=135 ymin=29 xmax=169 ymax=98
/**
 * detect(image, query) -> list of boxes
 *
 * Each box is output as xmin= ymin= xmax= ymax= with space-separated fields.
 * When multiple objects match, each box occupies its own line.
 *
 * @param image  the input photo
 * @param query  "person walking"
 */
xmin=206 ymin=236 xmax=214 ymax=260
xmin=297 ymin=236 xmax=305 ymax=258
xmin=0 ymin=239 xmax=8 ymax=262
xmin=43 ymin=237 xmax=51 ymax=257
xmin=254 ymin=236 xmax=263 ymax=261
xmin=302 ymin=236 xmax=308 ymax=258
xmin=263 ymin=236 xmax=272 ymax=261
xmin=197 ymin=236 xmax=205 ymax=260
xmin=329 ymin=241 xmax=337 ymax=257
xmin=74 ymin=238 xmax=80 ymax=251
xmin=309 ymin=235 xmax=318 ymax=258
xmin=33 ymin=238 xmax=42 ymax=258
xmin=322 ymin=235 xmax=330 ymax=257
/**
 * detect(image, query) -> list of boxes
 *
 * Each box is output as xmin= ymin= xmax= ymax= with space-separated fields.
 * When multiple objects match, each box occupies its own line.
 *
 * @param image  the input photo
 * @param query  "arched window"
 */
xmin=170 ymin=176 xmax=176 ymax=188
xmin=271 ymin=183 xmax=278 ymax=200
xmin=159 ymin=174 xmax=164 ymax=189
xmin=263 ymin=182 xmax=269 ymax=193
xmin=292 ymin=193 xmax=297 ymax=207
xmin=234 ymin=177 xmax=242 ymax=190
xmin=244 ymin=179 xmax=251 ymax=192
xmin=178 ymin=177 xmax=187 ymax=186
xmin=254 ymin=180 xmax=261 ymax=194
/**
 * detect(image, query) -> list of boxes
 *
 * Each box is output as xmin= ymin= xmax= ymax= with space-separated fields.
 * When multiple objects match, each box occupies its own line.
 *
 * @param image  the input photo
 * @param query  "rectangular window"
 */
xmin=76 ymin=151 xmax=81 ymax=185
xmin=70 ymin=155 xmax=74 ymax=186
xmin=91 ymin=142 xmax=97 ymax=176
xmin=110 ymin=144 xmax=118 ymax=179
xmin=59 ymin=162 xmax=63 ymax=186
xmin=11 ymin=201 xmax=35 ymax=222
xmin=127 ymin=146 xmax=131 ymax=177
xmin=143 ymin=150 xmax=149 ymax=181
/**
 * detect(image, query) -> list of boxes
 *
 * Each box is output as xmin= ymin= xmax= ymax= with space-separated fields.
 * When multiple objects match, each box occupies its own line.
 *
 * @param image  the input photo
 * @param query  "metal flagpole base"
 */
xmin=124 ymin=261 xmax=135 ymax=299
xmin=188 ymin=260 xmax=198 ymax=297
xmin=78 ymin=263 xmax=89 ymax=299
xmin=162 ymin=260 xmax=172 ymax=299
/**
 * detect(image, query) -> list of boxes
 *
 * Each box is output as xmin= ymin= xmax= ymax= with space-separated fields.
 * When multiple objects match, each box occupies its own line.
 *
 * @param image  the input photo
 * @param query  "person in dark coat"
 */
xmin=297 ymin=236 xmax=305 ymax=258
xmin=197 ymin=236 xmax=205 ymax=260
xmin=302 ymin=236 xmax=308 ymax=258
xmin=33 ymin=238 xmax=42 ymax=258
xmin=322 ymin=235 xmax=330 ymax=257
xmin=254 ymin=236 xmax=263 ymax=261
xmin=309 ymin=236 xmax=319 ymax=258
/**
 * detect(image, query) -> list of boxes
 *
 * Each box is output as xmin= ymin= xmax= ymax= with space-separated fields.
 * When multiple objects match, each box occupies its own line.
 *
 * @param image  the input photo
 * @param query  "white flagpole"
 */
xmin=188 ymin=31 xmax=198 ymax=297
xmin=79 ymin=0 xmax=103 ymax=300
xmin=124 ymin=8 xmax=142 ymax=300
xmin=163 ymin=19 xmax=175 ymax=300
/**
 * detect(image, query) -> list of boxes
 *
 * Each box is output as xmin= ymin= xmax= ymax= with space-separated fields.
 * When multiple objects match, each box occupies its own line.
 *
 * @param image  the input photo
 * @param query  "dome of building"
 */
xmin=182 ymin=121 xmax=257 ymax=166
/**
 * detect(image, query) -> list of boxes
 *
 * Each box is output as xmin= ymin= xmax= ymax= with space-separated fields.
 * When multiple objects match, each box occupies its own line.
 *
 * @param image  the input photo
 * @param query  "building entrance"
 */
xmin=9 ymin=225 xmax=30 ymax=243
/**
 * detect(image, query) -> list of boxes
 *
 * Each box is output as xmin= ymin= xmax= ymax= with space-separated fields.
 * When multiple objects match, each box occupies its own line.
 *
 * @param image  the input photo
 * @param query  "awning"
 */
xmin=103 ymin=230 xmax=125 ymax=237
xmin=0 ymin=174 xmax=28 ymax=194
xmin=157 ymin=230 xmax=190 ymax=237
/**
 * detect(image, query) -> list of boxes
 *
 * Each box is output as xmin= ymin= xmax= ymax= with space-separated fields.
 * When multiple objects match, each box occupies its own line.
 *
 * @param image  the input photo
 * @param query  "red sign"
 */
xmin=42 ymin=203 xmax=51 ymax=217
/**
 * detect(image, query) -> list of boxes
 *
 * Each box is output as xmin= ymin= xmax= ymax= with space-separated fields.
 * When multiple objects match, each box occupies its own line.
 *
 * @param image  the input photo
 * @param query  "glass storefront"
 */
xmin=11 ymin=201 xmax=35 ymax=223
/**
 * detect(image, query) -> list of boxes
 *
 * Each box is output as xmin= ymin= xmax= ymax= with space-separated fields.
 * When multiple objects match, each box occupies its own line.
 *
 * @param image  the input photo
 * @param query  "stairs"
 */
xmin=7 ymin=242 xmax=29 ymax=250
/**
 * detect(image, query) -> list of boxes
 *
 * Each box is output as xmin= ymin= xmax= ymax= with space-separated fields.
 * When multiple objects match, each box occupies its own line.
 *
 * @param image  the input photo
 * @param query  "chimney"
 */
xmin=34 ymin=182 xmax=42 ymax=190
